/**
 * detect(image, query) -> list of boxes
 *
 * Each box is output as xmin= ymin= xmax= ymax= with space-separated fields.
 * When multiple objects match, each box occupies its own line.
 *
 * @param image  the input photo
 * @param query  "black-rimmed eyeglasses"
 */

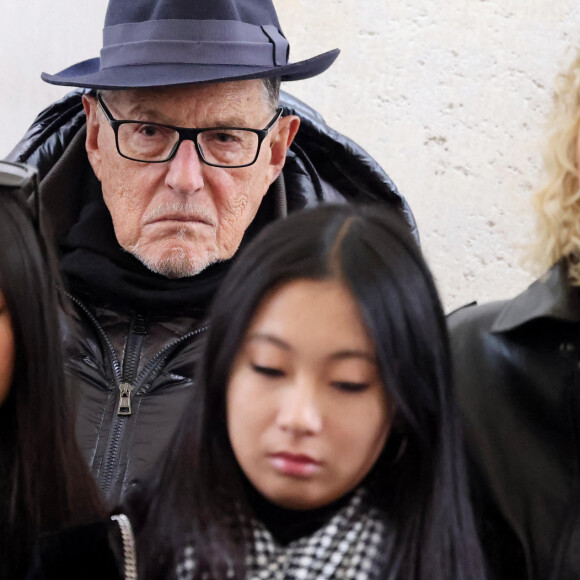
xmin=97 ymin=93 xmax=283 ymax=168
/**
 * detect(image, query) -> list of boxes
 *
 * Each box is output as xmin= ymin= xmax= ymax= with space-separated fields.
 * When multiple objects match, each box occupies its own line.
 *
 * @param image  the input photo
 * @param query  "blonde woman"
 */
xmin=449 ymin=49 xmax=580 ymax=580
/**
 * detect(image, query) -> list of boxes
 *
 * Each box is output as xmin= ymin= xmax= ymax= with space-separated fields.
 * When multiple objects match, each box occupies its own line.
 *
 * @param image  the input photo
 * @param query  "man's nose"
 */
xmin=165 ymin=139 xmax=205 ymax=194
xmin=276 ymin=381 xmax=323 ymax=436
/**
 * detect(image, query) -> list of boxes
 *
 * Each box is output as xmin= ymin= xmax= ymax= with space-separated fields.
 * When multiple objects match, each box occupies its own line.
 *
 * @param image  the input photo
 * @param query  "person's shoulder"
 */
xmin=447 ymin=299 xmax=509 ymax=335
xmin=7 ymin=90 xmax=87 ymax=179
xmin=446 ymin=299 xmax=518 ymax=378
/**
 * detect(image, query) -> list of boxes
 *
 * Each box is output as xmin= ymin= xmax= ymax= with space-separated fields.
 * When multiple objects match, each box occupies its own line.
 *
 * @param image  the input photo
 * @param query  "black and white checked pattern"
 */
xmin=176 ymin=488 xmax=385 ymax=580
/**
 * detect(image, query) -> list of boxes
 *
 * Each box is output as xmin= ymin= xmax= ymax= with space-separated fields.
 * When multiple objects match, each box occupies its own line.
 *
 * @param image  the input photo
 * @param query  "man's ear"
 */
xmin=82 ymin=94 xmax=103 ymax=181
xmin=266 ymin=114 xmax=300 ymax=185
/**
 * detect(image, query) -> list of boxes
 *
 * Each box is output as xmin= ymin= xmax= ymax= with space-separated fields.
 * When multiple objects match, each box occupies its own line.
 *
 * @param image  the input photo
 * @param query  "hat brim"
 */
xmin=41 ymin=49 xmax=339 ymax=90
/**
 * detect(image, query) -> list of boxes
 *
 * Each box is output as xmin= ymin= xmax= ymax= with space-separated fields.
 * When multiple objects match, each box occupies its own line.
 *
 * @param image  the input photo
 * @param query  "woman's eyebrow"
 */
xmin=329 ymin=350 xmax=377 ymax=363
xmin=246 ymin=332 xmax=292 ymax=351
xmin=246 ymin=335 xmax=376 ymax=363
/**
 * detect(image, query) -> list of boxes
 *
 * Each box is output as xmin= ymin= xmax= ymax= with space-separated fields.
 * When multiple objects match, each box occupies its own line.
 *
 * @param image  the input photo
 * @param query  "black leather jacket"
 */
xmin=8 ymin=90 xmax=416 ymax=505
xmin=448 ymin=261 xmax=580 ymax=580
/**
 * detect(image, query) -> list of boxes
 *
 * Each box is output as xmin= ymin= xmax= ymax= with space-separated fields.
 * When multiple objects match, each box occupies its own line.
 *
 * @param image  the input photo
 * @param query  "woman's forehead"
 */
xmin=245 ymin=278 xmax=376 ymax=356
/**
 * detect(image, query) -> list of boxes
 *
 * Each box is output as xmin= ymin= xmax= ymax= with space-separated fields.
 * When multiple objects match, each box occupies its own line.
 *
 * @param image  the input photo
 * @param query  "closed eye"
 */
xmin=332 ymin=381 xmax=370 ymax=393
xmin=251 ymin=364 xmax=285 ymax=378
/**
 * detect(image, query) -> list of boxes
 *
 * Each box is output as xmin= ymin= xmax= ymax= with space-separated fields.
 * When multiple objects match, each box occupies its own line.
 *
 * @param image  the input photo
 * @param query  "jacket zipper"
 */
xmin=66 ymin=293 xmax=128 ymax=497
xmin=101 ymin=322 xmax=208 ymax=497
xmin=117 ymin=314 xmax=147 ymax=415
xmin=118 ymin=383 xmax=133 ymax=415
xmin=66 ymin=293 xmax=208 ymax=498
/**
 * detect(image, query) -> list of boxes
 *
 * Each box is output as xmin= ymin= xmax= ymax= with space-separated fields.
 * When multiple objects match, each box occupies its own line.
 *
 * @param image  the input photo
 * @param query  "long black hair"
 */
xmin=0 ymin=192 xmax=104 ymax=578
xmin=129 ymin=204 xmax=485 ymax=580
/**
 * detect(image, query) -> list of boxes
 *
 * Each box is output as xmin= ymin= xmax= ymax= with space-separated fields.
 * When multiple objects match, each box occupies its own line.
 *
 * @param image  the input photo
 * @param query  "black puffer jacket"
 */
xmin=449 ymin=261 xmax=580 ymax=580
xmin=8 ymin=90 xmax=416 ymax=505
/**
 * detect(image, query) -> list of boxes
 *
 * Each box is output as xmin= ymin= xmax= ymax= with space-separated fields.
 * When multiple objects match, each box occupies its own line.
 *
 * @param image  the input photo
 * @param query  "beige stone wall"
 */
xmin=274 ymin=0 xmax=580 ymax=310
xmin=2 ymin=0 xmax=579 ymax=310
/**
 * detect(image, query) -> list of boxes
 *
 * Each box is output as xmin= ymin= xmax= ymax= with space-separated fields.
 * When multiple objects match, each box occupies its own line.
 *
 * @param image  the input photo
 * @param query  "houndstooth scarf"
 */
xmin=176 ymin=488 xmax=386 ymax=580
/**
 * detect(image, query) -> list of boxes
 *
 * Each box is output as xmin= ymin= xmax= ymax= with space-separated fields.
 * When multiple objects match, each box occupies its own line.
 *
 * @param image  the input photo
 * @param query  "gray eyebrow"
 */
xmin=119 ymin=102 xmax=249 ymax=128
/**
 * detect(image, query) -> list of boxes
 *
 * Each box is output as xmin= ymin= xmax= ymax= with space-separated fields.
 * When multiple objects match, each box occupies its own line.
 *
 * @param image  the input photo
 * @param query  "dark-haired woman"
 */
xmin=31 ymin=204 xmax=486 ymax=580
xmin=0 ymin=189 xmax=104 ymax=579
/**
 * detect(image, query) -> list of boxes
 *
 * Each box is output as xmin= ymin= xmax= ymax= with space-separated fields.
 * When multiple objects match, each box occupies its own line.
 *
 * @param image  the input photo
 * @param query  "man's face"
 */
xmin=83 ymin=80 xmax=299 ymax=278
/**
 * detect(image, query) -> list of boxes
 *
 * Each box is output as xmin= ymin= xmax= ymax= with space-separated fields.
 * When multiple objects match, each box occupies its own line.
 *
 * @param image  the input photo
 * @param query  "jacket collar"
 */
xmin=492 ymin=259 xmax=580 ymax=332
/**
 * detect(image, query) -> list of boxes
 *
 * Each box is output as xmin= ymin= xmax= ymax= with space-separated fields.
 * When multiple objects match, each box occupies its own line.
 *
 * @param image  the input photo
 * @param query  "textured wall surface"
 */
xmin=1 ymin=0 xmax=579 ymax=310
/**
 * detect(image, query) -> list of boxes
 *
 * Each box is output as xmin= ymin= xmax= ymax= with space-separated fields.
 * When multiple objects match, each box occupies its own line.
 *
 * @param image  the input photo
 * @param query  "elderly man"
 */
xmin=8 ymin=0 xmax=415 ymax=503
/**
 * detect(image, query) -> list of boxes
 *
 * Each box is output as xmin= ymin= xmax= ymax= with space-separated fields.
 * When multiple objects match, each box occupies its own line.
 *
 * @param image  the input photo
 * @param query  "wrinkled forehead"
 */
xmin=102 ymin=78 xmax=271 ymax=126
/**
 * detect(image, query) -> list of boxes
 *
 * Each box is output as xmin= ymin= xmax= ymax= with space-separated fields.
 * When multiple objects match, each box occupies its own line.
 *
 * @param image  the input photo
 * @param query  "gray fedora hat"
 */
xmin=42 ymin=0 xmax=339 ymax=90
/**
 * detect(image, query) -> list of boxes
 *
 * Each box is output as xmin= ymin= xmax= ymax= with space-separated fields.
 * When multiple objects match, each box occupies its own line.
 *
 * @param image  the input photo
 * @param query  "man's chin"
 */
xmin=132 ymin=247 xmax=219 ymax=279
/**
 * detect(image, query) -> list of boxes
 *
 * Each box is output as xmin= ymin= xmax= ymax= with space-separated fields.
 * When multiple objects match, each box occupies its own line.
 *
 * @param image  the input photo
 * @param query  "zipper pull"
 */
xmin=118 ymin=382 xmax=134 ymax=416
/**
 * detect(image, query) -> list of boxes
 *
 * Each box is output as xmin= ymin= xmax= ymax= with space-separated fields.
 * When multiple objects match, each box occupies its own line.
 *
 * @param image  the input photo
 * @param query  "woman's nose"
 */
xmin=276 ymin=381 xmax=323 ymax=436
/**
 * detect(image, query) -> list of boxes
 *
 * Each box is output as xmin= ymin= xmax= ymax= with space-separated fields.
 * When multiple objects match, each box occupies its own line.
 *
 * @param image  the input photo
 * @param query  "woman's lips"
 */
xmin=269 ymin=452 xmax=321 ymax=477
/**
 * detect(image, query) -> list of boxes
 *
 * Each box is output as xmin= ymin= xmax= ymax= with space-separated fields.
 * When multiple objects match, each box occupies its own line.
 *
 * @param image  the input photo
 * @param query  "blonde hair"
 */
xmin=530 ymin=48 xmax=580 ymax=283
